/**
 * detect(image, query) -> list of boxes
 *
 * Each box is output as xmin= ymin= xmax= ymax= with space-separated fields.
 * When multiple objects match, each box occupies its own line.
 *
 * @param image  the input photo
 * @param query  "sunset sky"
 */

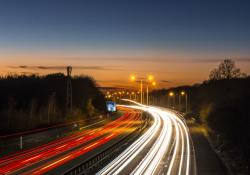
xmin=0 ymin=0 xmax=250 ymax=88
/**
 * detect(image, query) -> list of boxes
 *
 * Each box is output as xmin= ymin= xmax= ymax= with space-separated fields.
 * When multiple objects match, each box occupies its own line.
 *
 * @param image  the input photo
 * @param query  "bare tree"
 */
xmin=209 ymin=68 xmax=222 ymax=80
xmin=209 ymin=59 xmax=246 ymax=80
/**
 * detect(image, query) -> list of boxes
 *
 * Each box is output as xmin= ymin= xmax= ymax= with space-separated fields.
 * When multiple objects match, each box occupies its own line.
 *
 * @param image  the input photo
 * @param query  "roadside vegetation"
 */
xmin=0 ymin=73 xmax=106 ymax=134
xmin=151 ymin=59 xmax=250 ymax=174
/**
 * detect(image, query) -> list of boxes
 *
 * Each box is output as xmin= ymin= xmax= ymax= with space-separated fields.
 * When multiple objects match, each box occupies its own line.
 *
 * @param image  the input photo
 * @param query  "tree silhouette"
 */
xmin=209 ymin=59 xmax=246 ymax=80
xmin=151 ymin=72 xmax=250 ymax=174
xmin=0 ymin=73 xmax=106 ymax=134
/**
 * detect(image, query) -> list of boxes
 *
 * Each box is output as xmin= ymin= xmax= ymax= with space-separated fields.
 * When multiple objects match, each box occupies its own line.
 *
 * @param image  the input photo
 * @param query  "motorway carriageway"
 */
xmin=0 ymin=107 xmax=142 ymax=175
xmin=98 ymin=100 xmax=196 ymax=175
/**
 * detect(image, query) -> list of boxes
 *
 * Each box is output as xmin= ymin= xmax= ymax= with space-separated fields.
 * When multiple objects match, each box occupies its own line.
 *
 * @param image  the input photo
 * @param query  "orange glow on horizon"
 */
xmin=1 ymin=51 xmax=250 ymax=89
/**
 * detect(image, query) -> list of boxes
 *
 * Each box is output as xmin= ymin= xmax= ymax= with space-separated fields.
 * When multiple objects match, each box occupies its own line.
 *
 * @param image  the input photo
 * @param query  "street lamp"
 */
xmin=180 ymin=91 xmax=188 ymax=113
xmin=148 ymin=75 xmax=153 ymax=81
xmin=169 ymin=92 xmax=174 ymax=97
xmin=130 ymin=75 xmax=156 ymax=105
xmin=146 ymin=75 xmax=154 ymax=106
xmin=136 ymin=91 xmax=140 ymax=102
xmin=130 ymin=75 xmax=136 ymax=82
xmin=131 ymin=91 xmax=135 ymax=100
xmin=130 ymin=75 xmax=143 ymax=104
xmin=168 ymin=91 xmax=175 ymax=108
xmin=146 ymin=78 xmax=157 ymax=105
xmin=181 ymin=91 xmax=185 ymax=96
xmin=118 ymin=91 xmax=122 ymax=99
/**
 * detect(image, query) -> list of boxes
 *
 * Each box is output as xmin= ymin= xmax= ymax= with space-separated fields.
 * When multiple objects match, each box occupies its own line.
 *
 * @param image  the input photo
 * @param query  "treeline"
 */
xmin=151 ymin=60 xmax=250 ymax=172
xmin=0 ymin=73 xmax=106 ymax=134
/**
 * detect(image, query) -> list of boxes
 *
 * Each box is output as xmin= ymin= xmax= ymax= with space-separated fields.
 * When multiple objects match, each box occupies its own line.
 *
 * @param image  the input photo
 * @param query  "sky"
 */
xmin=0 ymin=0 xmax=250 ymax=88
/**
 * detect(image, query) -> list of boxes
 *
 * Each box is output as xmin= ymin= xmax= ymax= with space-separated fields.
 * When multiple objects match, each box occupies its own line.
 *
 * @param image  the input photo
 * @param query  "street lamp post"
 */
xmin=180 ymin=91 xmax=188 ymax=113
xmin=140 ymin=80 xmax=143 ymax=104
xmin=137 ymin=91 xmax=140 ymax=102
xmin=130 ymin=75 xmax=156 ymax=105
xmin=178 ymin=93 xmax=181 ymax=110
xmin=169 ymin=92 xmax=174 ymax=108
xmin=146 ymin=75 xmax=155 ymax=105
xmin=146 ymin=75 xmax=152 ymax=105
xmin=147 ymin=81 xmax=156 ymax=105
xmin=146 ymin=84 xmax=149 ymax=105
xmin=119 ymin=91 xmax=122 ymax=99
xmin=131 ymin=91 xmax=135 ymax=100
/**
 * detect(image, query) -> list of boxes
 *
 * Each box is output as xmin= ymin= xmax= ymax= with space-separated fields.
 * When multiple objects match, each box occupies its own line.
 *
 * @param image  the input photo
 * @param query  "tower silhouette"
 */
xmin=66 ymin=66 xmax=72 ymax=113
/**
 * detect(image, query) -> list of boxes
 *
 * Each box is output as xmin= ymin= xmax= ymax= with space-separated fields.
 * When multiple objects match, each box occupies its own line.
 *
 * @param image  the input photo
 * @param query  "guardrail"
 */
xmin=64 ymin=112 xmax=151 ymax=175
xmin=0 ymin=118 xmax=106 ymax=157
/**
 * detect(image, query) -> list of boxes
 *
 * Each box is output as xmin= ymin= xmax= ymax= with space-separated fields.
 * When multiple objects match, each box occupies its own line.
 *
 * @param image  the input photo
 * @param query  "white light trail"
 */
xmin=97 ymin=100 xmax=193 ymax=175
xmin=178 ymin=123 xmax=184 ymax=175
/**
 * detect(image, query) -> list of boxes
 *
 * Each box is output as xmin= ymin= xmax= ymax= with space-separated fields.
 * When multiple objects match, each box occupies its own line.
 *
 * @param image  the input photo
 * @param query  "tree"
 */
xmin=209 ymin=59 xmax=246 ymax=80
xmin=86 ymin=98 xmax=95 ymax=116
xmin=209 ymin=68 xmax=221 ymax=80
xmin=0 ymin=73 xmax=106 ymax=133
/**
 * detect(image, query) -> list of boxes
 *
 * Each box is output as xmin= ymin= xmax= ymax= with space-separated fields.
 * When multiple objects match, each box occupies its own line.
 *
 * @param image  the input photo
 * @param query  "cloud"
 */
xmin=232 ymin=58 xmax=250 ymax=62
xmin=105 ymin=57 xmax=250 ymax=64
xmin=98 ymin=86 xmax=127 ymax=91
xmin=19 ymin=65 xmax=28 ymax=69
xmin=184 ymin=57 xmax=250 ymax=63
xmin=9 ymin=65 xmax=122 ymax=71
xmin=160 ymin=80 xmax=172 ymax=83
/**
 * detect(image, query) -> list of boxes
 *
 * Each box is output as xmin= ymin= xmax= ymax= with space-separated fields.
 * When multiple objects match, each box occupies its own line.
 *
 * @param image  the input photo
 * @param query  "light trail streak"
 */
xmin=24 ymin=110 xmax=141 ymax=175
xmin=0 ymin=119 xmax=108 ymax=166
xmin=0 ymin=109 xmax=138 ymax=175
xmin=168 ymin=111 xmax=191 ymax=175
xmin=0 ymin=119 xmax=107 ymax=165
xmin=97 ymin=108 xmax=160 ymax=175
xmin=132 ymin=111 xmax=172 ymax=175
xmin=98 ymin=100 xmax=193 ymax=175
xmin=178 ymin=123 xmax=184 ymax=175
xmin=167 ymin=113 xmax=180 ymax=175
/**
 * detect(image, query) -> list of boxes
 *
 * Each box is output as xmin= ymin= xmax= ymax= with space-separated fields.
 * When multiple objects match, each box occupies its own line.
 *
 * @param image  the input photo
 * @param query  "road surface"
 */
xmin=98 ymin=100 xmax=196 ymax=175
xmin=0 ymin=107 xmax=142 ymax=175
xmin=187 ymin=120 xmax=227 ymax=175
xmin=1 ymin=101 xmax=228 ymax=175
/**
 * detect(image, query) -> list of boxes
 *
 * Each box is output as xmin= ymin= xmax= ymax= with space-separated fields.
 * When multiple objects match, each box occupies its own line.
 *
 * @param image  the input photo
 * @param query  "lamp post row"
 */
xmin=168 ymin=91 xmax=188 ymax=113
xmin=104 ymin=76 xmax=188 ymax=113
xmin=105 ymin=91 xmax=139 ymax=102
xmin=130 ymin=75 xmax=156 ymax=105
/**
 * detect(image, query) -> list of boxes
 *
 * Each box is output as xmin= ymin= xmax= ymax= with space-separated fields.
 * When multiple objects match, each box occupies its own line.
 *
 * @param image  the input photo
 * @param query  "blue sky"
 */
xmin=0 ymin=0 xmax=250 ymax=87
xmin=0 ymin=0 xmax=250 ymax=52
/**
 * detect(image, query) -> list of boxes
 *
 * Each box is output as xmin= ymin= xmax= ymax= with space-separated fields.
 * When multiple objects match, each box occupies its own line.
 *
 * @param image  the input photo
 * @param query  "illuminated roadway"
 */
xmin=0 ymin=107 xmax=142 ymax=175
xmin=0 ymin=101 xmax=196 ymax=175
xmin=98 ymin=100 xmax=196 ymax=175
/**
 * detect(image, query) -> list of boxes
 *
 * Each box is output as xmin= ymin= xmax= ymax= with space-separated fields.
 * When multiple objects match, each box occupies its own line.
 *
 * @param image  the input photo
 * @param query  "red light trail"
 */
xmin=0 ymin=107 xmax=141 ymax=175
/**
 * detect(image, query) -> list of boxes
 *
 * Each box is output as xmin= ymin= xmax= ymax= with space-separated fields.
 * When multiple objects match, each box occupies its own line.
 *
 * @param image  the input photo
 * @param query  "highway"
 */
xmin=0 ymin=101 xmax=196 ymax=175
xmin=0 ymin=107 xmax=142 ymax=175
xmin=98 ymin=100 xmax=196 ymax=175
